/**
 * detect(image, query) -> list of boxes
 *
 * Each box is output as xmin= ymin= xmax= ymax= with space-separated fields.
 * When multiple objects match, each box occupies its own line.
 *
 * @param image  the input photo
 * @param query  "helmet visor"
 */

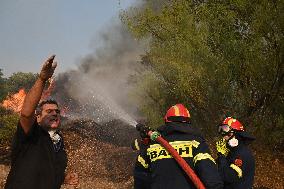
xmin=218 ymin=124 xmax=232 ymax=136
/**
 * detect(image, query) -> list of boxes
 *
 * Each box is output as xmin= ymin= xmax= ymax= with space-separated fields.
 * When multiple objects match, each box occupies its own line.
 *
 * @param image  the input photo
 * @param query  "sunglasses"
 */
xmin=218 ymin=124 xmax=233 ymax=136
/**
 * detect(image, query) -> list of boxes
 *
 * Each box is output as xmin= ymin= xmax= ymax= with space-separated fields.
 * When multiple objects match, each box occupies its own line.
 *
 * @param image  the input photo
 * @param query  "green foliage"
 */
xmin=0 ymin=69 xmax=7 ymax=101
xmin=0 ymin=108 xmax=19 ymax=143
xmin=122 ymin=0 xmax=284 ymax=145
xmin=0 ymin=70 xmax=38 ymax=102
xmin=131 ymin=70 xmax=166 ymax=129
xmin=0 ymin=106 xmax=13 ymax=116
xmin=0 ymin=70 xmax=37 ymax=143
xmin=5 ymin=72 xmax=38 ymax=94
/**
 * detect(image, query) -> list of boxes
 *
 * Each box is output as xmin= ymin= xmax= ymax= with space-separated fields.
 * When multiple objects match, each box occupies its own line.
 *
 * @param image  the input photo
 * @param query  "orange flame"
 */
xmin=1 ymin=89 xmax=27 ymax=113
xmin=1 ymin=78 xmax=56 ymax=113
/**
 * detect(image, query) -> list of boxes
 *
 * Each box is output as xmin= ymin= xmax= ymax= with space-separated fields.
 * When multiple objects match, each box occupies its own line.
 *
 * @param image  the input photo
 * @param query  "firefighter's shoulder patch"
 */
xmin=234 ymin=158 xmax=243 ymax=167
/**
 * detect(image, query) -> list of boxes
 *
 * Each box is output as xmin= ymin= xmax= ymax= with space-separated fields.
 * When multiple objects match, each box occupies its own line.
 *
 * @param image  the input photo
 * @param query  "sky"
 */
xmin=0 ymin=0 xmax=135 ymax=77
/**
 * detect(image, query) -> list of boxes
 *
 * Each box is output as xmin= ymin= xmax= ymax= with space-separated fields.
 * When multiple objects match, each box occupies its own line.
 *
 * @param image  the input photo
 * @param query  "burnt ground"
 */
xmin=0 ymin=119 xmax=283 ymax=189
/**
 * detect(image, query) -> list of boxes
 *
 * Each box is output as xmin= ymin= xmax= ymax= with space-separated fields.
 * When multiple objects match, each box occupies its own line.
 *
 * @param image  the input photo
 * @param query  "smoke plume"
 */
xmin=54 ymin=21 xmax=147 ymax=125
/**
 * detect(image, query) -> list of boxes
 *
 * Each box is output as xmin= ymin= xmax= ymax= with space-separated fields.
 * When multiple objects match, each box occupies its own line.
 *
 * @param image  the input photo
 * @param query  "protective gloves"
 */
xmin=216 ymin=138 xmax=230 ymax=156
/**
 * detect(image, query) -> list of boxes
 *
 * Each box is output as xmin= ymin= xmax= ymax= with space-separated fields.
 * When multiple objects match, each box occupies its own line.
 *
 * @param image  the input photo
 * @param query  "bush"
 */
xmin=0 ymin=113 xmax=19 ymax=145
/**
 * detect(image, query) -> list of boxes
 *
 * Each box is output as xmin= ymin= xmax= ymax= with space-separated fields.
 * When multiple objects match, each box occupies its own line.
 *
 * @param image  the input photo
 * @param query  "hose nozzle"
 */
xmin=136 ymin=123 xmax=151 ymax=138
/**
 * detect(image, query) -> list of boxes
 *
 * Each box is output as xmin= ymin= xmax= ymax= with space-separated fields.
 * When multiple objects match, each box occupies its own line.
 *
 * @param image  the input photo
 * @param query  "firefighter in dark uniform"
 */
xmin=134 ymin=104 xmax=223 ymax=189
xmin=132 ymin=138 xmax=151 ymax=189
xmin=216 ymin=117 xmax=255 ymax=189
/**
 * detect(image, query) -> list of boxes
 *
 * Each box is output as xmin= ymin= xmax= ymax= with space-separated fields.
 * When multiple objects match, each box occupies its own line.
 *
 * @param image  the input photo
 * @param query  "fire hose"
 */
xmin=136 ymin=124 xmax=206 ymax=189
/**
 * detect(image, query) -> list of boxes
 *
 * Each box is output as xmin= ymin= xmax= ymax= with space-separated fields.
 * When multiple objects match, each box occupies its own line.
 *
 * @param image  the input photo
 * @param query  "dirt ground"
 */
xmin=0 ymin=120 xmax=283 ymax=189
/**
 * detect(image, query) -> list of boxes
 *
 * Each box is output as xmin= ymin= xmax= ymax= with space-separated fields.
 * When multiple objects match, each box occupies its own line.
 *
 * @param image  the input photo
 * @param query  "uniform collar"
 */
xmin=157 ymin=122 xmax=202 ymax=136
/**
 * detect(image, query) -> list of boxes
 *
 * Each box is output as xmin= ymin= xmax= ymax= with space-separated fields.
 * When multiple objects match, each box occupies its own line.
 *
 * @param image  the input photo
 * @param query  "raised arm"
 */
xmin=20 ymin=55 xmax=57 ymax=134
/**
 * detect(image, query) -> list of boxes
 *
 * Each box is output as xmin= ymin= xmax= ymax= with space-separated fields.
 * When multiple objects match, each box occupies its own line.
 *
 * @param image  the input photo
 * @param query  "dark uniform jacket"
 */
xmin=217 ymin=141 xmax=255 ymax=189
xmin=5 ymin=121 xmax=67 ymax=189
xmin=135 ymin=122 xmax=223 ymax=189
xmin=133 ymin=139 xmax=151 ymax=189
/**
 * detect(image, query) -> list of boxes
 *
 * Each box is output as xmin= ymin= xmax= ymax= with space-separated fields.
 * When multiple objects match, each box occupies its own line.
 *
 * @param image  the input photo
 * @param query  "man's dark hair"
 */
xmin=36 ymin=99 xmax=59 ymax=115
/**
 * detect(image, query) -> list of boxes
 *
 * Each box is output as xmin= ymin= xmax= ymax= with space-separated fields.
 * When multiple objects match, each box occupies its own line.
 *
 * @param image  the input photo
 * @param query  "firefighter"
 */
xmin=134 ymin=104 xmax=223 ymax=189
xmin=216 ymin=117 xmax=255 ymax=189
xmin=132 ymin=138 xmax=151 ymax=189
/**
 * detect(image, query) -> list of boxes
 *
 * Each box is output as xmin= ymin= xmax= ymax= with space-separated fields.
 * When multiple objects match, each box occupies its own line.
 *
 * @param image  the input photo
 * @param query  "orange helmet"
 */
xmin=218 ymin=117 xmax=255 ymax=141
xmin=218 ymin=117 xmax=244 ymax=135
xmin=222 ymin=117 xmax=244 ymax=131
xmin=164 ymin=104 xmax=190 ymax=123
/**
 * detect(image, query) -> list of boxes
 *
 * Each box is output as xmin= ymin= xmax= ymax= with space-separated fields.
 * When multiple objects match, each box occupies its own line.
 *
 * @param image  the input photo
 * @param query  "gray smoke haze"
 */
xmin=55 ymin=21 xmax=148 ymax=126
xmin=53 ymin=0 xmax=170 ymax=125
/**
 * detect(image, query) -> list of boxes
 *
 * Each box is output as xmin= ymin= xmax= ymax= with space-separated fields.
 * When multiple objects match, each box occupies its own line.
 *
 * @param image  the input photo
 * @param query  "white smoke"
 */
xmin=63 ymin=21 xmax=148 ymax=126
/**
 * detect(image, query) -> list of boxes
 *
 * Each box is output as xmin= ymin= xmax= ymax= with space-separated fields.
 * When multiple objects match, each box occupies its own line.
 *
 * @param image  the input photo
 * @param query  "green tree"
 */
xmin=5 ymin=72 xmax=38 ymax=94
xmin=0 ymin=71 xmax=37 ymax=145
xmin=0 ymin=111 xmax=19 ymax=144
xmin=122 ymin=0 xmax=284 ymax=146
xmin=0 ymin=69 xmax=7 ymax=101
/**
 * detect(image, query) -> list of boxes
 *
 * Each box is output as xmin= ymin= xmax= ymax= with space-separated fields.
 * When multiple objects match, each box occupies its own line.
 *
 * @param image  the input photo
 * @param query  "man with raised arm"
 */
xmin=5 ymin=55 xmax=79 ymax=189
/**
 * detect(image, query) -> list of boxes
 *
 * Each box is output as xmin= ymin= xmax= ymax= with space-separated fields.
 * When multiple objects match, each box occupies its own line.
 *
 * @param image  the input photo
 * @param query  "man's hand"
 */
xmin=39 ymin=55 xmax=57 ymax=82
xmin=64 ymin=172 xmax=79 ymax=186
xmin=216 ymin=138 xmax=230 ymax=156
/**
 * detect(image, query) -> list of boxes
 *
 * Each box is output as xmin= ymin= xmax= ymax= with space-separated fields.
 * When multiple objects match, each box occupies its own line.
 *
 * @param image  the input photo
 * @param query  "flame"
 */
xmin=1 ymin=89 xmax=27 ymax=113
xmin=1 ymin=78 xmax=56 ymax=113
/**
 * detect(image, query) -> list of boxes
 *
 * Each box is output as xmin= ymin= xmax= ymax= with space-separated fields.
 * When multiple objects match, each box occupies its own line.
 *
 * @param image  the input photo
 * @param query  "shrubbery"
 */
xmin=0 ymin=107 xmax=19 ymax=145
xmin=122 ymin=0 xmax=284 ymax=148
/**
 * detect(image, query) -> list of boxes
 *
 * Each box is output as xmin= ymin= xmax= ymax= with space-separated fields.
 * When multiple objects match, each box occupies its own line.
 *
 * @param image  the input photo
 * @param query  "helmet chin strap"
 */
xmin=228 ymin=136 xmax=239 ymax=147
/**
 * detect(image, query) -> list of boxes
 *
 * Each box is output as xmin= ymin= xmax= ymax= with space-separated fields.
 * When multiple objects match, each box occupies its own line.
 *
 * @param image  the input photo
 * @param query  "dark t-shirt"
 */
xmin=5 ymin=121 xmax=67 ymax=189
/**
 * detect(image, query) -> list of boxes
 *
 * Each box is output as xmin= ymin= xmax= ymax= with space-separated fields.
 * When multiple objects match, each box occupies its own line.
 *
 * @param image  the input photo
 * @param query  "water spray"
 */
xmin=90 ymin=89 xmax=137 ymax=126
xmin=67 ymin=74 xmax=138 ymax=126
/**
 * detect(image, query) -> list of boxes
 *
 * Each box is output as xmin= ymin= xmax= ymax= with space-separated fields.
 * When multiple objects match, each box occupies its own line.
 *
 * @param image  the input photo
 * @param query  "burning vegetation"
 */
xmin=1 ymin=89 xmax=26 ymax=113
xmin=1 ymin=78 xmax=61 ymax=115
